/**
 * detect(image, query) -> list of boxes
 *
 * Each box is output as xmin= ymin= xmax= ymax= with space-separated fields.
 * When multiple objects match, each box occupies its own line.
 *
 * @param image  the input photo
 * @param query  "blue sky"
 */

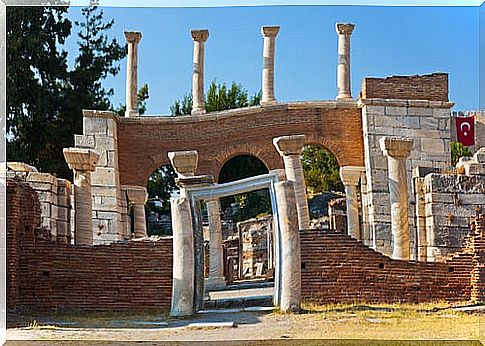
xmin=63 ymin=5 xmax=480 ymax=114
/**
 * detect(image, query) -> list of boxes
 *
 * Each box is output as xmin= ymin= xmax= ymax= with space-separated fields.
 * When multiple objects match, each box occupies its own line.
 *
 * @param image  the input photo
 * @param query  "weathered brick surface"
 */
xmin=361 ymin=73 xmax=449 ymax=101
xmin=300 ymin=229 xmax=472 ymax=303
xmin=117 ymin=105 xmax=364 ymax=186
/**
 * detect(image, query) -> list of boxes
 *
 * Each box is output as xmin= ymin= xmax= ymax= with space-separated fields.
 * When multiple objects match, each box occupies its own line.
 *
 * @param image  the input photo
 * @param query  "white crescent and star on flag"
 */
xmin=460 ymin=121 xmax=471 ymax=136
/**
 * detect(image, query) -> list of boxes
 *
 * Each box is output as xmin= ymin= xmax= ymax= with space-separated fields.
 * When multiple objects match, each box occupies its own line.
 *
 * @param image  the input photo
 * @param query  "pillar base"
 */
xmin=336 ymin=95 xmax=353 ymax=101
xmin=261 ymin=100 xmax=278 ymax=107
xmin=191 ymin=109 xmax=206 ymax=115
xmin=205 ymin=277 xmax=226 ymax=291
xmin=125 ymin=109 xmax=139 ymax=117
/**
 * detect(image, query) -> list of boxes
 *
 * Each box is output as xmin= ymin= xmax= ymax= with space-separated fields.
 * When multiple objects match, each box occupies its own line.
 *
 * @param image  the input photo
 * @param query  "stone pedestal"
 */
xmin=335 ymin=23 xmax=355 ymax=100
xmin=124 ymin=185 xmax=148 ymax=238
xmin=205 ymin=198 xmax=226 ymax=291
xmin=63 ymin=148 xmax=99 ymax=246
xmin=380 ymin=137 xmax=413 ymax=260
xmin=124 ymin=31 xmax=142 ymax=118
xmin=170 ymin=196 xmax=195 ymax=317
xmin=273 ymin=135 xmax=310 ymax=230
xmin=340 ymin=166 xmax=364 ymax=240
xmin=191 ymin=29 xmax=209 ymax=115
xmin=168 ymin=150 xmax=198 ymax=178
xmin=261 ymin=26 xmax=280 ymax=105
xmin=274 ymin=180 xmax=301 ymax=313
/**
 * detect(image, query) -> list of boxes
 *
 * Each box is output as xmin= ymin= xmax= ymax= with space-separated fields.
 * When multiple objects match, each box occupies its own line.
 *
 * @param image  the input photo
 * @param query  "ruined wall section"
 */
xmin=360 ymin=73 xmax=453 ymax=258
xmin=418 ymin=149 xmax=485 ymax=262
xmin=7 ymin=164 xmax=71 ymax=244
xmin=74 ymin=110 xmax=130 ymax=244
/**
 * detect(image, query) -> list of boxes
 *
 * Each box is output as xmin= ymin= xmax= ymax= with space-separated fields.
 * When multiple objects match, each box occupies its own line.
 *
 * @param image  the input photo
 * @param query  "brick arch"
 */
xmin=211 ymin=143 xmax=279 ymax=181
xmin=117 ymin=102 xmax=365 ymax=187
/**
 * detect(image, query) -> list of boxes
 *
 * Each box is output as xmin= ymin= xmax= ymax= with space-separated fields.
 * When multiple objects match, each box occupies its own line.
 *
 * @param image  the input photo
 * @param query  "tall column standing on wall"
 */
xmin=124 ymin=31 xmax=142 ymax=117
xmin=261 ymin=26 xmax=280 ymax=105
xmin=63 ymin=148 xmax=99 ymax=246
xmin=125 ymin=186 xmax=148 ymax=238
xmin=379 ymin=137 xmax=413 ymax=261
xmin=335 ymin=23 xmax=355 ymax=100
xmin=273 ymin=135 xmax=310 ymax=230
xmin=340 ymin=166 xmax=364 ymax=240
xmin=205 ymin=198 xmax=226 ymax=291
xmin=191 ymin=29 xmax=209 ymax=115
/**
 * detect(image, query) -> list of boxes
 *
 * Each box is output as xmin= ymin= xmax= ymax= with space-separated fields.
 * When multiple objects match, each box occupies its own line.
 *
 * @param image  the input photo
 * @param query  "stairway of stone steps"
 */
xmin=203 ymin=284 xmax=274 ymax=310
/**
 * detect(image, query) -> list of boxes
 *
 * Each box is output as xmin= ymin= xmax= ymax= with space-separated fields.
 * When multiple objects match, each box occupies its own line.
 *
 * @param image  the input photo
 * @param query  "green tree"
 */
xmin=6 ymin=6 xmax=71 ymax=171
xmin=451 ymin=141 xmax=472 ymax=166
xmin=301 ymin=145 xmax=343 ymax=195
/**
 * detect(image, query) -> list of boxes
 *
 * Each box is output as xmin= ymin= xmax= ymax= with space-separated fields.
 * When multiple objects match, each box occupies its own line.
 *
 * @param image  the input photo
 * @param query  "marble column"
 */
xmin=339 ymin=166 xmax=364 ymax=240
xmin=205 ymin=198 xmax=226 ymax=291
xmin=261 ymin=26 xmax=280 ymax=105
xmin=124 ymin=31 xmax=142 ymax=117
xmin=275 ymin=180 xmax=301 ymax=313
xmin=335 ymin=23 xmax=355 ymax=101
xmin=379 ymin=137 xmax=413 ymax=261
xmin=63 ymin=148 xmax=99 ymax=246
xmin=273 ymin=135 xmax=310 ymax=230
xmin=191 ymin=29 xmax=209 ymax=115
xmin=124 ymin=186 xmax=148 ymax=238
xmin=170 ymin=196 xmax=195 ymax=317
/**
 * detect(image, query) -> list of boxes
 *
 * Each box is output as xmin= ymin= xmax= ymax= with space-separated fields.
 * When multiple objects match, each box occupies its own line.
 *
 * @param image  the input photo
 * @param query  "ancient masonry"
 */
xmin=5 ymin=22 xmax=485 ymax=313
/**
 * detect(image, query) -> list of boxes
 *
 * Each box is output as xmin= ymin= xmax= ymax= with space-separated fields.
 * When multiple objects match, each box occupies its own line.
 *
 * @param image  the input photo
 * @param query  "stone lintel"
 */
xmin=122 ymin=185 xmax=148 ymax=204
xmin=191 ymin=29 xmax=209 ymax=42
xmin=358 ymin=98 xmax=455 ymax=109
xmin=168 ymin=150 xmax=199 ymax=177
xmin=273 ymin=134 xmax=307 ymax=156
xmin=340 ymin=166 xmax=365 ymax=186
xmin=412 ymin=166 xmax=438 ymax=178
xmin=26 ymin=172 xmax=58 ymax=185
xmin=336 ymin=23 xmax=355 ymax=35
xmin=270 ymin=168 xmax=286 ymax=181
xmin=124 ymin=31 xmax=142 ymax=44
xmin=261 ymin=25 xmax=280 ymax=37
xmin=7 ymin=162 xmax=38 ymax=172
xmin=63 ymin=148 xmax=99 ymax=172
xmin=379 ymin=137 xmax=413 ymax=158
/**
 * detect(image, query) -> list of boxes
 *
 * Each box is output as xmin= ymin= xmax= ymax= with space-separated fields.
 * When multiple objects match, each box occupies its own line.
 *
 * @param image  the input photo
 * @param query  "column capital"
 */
xmin=273 ymin=135 xmax=307 ymax=156
xmin=122 ymin=185 xmax=148 ymax=204
xmin=261 ymin=25 xmax=280 ymax=37
xmin=191 ymin=29 xmax=209 ymax=42
xmin=124 ymin=31 xmax=142 ymax=44
xmin=168 ymin=150 xmax=198 ymax=177
xmin=63 ymin=148 xmax=98 ymax=172
xmin=340 ymin=166 xmax=365 ymax=186
xmin=379 ymin=137 xmax=413 ymax=158
xmin=336 ymin=23 xmax=355 ymax=35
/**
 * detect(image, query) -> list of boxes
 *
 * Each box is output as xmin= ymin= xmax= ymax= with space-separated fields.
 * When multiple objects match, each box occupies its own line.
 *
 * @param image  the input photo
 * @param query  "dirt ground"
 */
xmin=5 ymin=302 xmax=485 ymax=345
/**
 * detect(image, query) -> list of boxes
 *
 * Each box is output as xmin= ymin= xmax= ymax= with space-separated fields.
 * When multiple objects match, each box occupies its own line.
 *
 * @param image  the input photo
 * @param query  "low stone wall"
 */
xmin=300 ymin=228 xmax=477 ymax=304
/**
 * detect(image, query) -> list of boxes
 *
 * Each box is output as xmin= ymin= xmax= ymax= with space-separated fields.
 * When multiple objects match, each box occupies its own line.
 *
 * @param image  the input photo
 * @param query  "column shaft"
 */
xmin=170 ymin=197 xmax=195 ymax=317
xmin=336 ymin=23 xmax=354 ymax=100
xmin=261 ymin=26 xmax=279 ymax=105
xmin=206 ymin=199 xmax=225 ymax=290
xmin=275 ymin=180 xmax=301 ymax=313
xmin=388 ymin=156 xmax=411 ymax=260
xmin=133 ymin=204 xmax=147 ymax=238
xmin=124 ymin=31 xmax=142 ymax=117
xmin=283 ymin=155 xmax=310 ymax=230
xmin=74 ymin=171 xmax=93 ymax=245
xmin=344 ymin=184 xmax=360 ymax=240
xmin=191 ymin=30 xmax=209 ymax=115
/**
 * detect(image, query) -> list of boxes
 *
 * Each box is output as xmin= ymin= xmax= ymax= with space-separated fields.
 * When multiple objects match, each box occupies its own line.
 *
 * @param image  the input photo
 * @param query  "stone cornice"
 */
xmin=358 ymin=98 xmax=455 ymax=109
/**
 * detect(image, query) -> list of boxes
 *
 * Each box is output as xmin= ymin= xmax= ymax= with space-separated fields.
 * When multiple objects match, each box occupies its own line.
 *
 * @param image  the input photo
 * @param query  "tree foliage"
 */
xmin=301 ymin=145 xmax=343 ymax=194
xmin=451 ymin=141 xmax=472 ymax=166
xmin=7 ymin=6 xmax=127 ymax=178
xmin=115 ymin=83 xmax=150 ymax=116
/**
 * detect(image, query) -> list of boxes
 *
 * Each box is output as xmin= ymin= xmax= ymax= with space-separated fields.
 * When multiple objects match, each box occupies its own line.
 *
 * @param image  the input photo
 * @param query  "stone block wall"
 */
xmin=360 ymin=74 xmax=454 ymax=257
xmin=7 ymin=165 xmax=72 ymax=244
xmin=74 ymin=110 xmax=130 ymax=244
xmin=415 ymin=149 xmax=485 ymax=262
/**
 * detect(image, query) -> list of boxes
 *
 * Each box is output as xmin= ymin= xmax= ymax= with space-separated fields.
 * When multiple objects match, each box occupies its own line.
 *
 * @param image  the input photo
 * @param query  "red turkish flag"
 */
xmin=456 ymin=114 xmax=475 ymax=146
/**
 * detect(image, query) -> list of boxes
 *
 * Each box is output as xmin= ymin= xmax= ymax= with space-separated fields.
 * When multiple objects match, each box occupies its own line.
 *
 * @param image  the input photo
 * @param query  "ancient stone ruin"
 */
xmin=6 ymin=23 xmax=485 ymax=315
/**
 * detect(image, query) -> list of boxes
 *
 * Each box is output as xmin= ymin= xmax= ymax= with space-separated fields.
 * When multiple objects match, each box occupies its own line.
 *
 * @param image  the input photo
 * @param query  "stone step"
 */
xmin=203 ymin=295 xmax=274 ymax=310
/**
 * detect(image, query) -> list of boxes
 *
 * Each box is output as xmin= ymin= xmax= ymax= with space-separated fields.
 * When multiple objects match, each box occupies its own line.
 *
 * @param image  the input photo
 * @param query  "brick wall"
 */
xmin=300 ymin=229 xmax=473 ymax=303
xmin=361 ymin=73 xmax=449 ymax=102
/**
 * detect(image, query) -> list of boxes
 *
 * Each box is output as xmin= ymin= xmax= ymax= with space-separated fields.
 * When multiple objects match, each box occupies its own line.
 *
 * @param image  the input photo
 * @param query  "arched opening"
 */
xmin=301 ymin=145 xmax=345 ymax=230
xmin=145 ymin=164 xmax=178 ymax=236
